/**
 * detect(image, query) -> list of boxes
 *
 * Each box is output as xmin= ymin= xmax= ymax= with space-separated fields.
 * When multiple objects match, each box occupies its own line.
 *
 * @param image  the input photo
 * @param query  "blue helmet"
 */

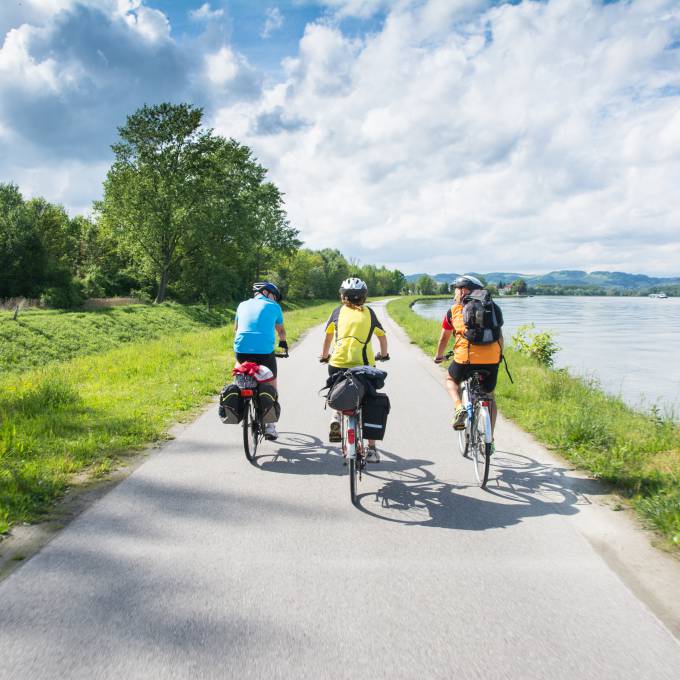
xmin=252 ymin=281 xmax=282 ymax=302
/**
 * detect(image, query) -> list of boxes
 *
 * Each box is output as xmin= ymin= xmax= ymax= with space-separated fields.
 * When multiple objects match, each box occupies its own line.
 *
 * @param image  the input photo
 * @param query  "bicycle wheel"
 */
xmin=457 ymin=427 xmax=469 ymax=457
xmin=349 ymin=457 xmax=358 ymax=504
xmin=242 ymin=399 xmax=259 ymax=462
xmin=470 ymin=408 xmax=490 ymax=488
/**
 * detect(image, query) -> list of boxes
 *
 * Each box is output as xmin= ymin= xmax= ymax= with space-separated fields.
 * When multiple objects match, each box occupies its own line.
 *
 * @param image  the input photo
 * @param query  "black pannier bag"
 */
xmin=257 ymin=382 xmax=281 ymax=423
xmin=327 ymin=372 xmax=366 ymax=411
xmin=361 ymin=392 xmax=390 ymax=440
xmin=219 ymin=383 xmax=243 ymax=424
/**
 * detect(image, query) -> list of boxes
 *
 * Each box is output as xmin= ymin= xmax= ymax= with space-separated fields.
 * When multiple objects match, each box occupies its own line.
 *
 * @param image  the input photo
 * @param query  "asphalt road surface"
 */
xmin=1 ymin=300 xmax=679 ymax=679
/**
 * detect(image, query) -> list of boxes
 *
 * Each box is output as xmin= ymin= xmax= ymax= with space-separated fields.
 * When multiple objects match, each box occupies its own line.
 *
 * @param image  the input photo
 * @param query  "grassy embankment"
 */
xmin=388 ymin=296 xmax=680 ymax=548
xmin=0 ymin=301 xmax=335 ymax=534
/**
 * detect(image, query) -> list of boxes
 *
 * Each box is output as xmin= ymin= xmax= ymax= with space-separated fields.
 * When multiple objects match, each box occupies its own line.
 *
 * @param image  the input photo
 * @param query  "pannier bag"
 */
xmin=361 ymin=392 xmax=390 ymax=441
xmin=327 ymin=372 xmax=366 ymax=411
xmin=461 ymin=289 xmax=504 ymax=345
xmin=219 ymin=383 xmax=243 ymax=424
xmin=257 ymin=382 xmax=281 ymax=423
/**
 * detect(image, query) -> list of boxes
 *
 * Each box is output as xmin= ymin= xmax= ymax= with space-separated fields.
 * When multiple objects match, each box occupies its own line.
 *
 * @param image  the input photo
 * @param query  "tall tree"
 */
xmin=98 ymin=103 xmax=218 ymax=303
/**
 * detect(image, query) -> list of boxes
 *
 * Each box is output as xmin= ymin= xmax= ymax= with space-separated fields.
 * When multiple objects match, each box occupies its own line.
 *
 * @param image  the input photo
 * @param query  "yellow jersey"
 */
xmin=325 ymin=304 xmax=386 ymax=368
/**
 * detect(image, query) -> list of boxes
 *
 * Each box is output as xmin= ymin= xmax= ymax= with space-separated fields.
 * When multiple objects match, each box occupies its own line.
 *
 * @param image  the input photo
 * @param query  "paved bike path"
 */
xmin=1 ymin=301 xmax=679 ymax=679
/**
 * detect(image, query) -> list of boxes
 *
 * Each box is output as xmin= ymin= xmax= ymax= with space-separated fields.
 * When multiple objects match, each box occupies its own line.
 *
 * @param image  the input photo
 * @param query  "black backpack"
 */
xmin=461 ymin=290 xmax=503 ymax=345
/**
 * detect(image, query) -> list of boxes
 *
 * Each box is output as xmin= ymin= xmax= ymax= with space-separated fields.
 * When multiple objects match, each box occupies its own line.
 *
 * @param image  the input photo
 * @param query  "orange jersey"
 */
xmin=442 ymin=303 xmax=501 ymax=364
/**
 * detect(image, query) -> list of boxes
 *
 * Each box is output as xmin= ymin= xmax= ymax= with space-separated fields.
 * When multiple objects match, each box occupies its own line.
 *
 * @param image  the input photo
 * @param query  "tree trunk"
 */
xmin=155 ymin=268 xmax=170 ymax=303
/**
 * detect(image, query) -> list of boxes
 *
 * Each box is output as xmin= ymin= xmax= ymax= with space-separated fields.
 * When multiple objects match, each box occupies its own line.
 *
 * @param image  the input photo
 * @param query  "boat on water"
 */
xmin=649 ymin=292 xmax=668 ymax=299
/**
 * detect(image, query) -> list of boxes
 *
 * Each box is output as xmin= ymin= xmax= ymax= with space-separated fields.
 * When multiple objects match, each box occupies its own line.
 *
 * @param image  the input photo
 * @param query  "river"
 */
xmin=411 ymin=296 xmax=680 ymax=417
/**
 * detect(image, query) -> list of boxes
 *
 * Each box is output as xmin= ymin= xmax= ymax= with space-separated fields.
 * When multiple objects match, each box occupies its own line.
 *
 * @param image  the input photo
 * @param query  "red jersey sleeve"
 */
xmin=442 ymin=308 xmax=454 ymax=331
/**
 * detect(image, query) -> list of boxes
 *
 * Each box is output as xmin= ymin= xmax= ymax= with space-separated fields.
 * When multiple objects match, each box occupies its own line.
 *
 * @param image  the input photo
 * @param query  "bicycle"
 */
xmin=321 ymin=354 xmax=389 ymax=504
xmin=238 ymin=351 xmax=289 ymax=462
xmin=442 ymin=350 xmax=494 ymax=488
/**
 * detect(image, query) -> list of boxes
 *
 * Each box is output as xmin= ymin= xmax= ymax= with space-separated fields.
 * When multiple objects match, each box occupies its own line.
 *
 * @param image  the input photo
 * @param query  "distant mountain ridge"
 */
xmin=405 ymin=270 xmax=680 ymax=289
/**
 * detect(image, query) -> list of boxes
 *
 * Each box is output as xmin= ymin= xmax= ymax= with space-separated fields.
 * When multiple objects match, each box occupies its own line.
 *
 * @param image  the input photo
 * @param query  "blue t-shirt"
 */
xmin=234 ymin=296 xmax=284 ymax=354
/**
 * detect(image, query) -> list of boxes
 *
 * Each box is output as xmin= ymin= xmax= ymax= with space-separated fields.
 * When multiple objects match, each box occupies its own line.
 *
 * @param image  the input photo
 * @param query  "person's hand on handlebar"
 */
xmin=319 ymin=355 xmax=330 ymax=363
xmin=276 ymin=339 xmax=289 ymax=358
xmin=375 ymin=353 xmax=390 ymax=361
xmin=434 ymin=355 xmax=445 ymax=364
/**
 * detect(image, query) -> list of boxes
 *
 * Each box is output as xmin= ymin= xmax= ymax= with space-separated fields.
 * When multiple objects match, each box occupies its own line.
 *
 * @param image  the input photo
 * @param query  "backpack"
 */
xmin=461 ymin=290 xmax=504 ymax=344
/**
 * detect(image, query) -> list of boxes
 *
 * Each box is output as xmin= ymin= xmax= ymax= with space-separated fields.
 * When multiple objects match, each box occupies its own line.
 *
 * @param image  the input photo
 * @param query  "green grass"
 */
xmin=0 ymin=299 xmax=329 ymax=374
xmin=0 ymin=301 xmax=336 ymax=534
xmin=388 ymin=296 xmax=680 ymax=548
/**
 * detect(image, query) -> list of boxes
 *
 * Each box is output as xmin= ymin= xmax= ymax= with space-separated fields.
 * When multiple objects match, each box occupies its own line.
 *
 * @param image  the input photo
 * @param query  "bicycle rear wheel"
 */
xmin=242 ymin=399 xmax=259 ymax=462
xmin=470 ymin=408 xmax=490 ymax=488
xmin=457 ymin=428 xmax=469 ymax=457
xmin=349 ymin=458 xmax=358 ymax=504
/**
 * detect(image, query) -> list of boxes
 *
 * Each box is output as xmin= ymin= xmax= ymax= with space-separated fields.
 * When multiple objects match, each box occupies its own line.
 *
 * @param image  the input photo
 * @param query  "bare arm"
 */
xmin=378 ymin=334 xmax=388 ymax=357
xmin=321 ymin=333 xmax=333 ymax=359
xmin=435 ymin=328 xmax=452 ymax=361
xmin=275 ymin=323 xmax=286 ymax=342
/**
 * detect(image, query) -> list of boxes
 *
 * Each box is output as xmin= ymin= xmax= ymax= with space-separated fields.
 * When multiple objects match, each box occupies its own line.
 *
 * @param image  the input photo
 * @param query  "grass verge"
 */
xmin=0 ymin=302 xmax=336 ymax=534
xmin=0 ymin=299 xmax=329 ymax=374
xmin=388 ymin=296 xmax=680 ymax=548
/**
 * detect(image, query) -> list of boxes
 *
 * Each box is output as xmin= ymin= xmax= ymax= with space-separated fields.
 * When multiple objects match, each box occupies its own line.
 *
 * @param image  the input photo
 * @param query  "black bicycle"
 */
xmin=239 ymin=351 xmax=288 ymax=462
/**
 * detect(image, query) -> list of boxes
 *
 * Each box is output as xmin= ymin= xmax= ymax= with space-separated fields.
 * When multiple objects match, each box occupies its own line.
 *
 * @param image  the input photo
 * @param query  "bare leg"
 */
xmin=488 ymin=392 xmax=497 ymax=434
xmin=445 ymin=375 xmax=462 ymax=406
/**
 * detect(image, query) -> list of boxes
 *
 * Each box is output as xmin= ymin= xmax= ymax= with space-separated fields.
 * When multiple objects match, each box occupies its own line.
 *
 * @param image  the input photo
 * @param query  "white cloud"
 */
xmin=123 ymin=5 xmax=170 ymax=42
xmin=211 ymin=0 xmax=680 ymax=275
xmin=189 ymin=3 xmax=225 ymax=22
xmin=204 ymin=46 xmax=240 ymax=84
xmin=262 ymin=7 xmax=284 ymax=39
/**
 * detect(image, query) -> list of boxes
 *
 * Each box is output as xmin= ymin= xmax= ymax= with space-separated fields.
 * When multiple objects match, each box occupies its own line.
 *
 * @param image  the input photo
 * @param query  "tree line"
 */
xmin=1 ymin=103 xmax=406 ymax=307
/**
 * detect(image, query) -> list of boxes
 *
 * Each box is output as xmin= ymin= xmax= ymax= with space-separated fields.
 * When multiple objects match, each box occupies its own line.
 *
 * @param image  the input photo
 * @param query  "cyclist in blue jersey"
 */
xmin=234 ymin=281 xmax=287 ymax=440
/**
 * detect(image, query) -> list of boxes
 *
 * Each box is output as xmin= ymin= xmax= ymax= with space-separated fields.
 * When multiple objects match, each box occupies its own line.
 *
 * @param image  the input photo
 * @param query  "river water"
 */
xmin=411 ymin=296 xmax=680 ymax=417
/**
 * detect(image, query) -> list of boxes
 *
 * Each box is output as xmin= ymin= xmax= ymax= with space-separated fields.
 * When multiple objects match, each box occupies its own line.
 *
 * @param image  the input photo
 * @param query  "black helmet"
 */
xmin=452 ymin=274 xmax=484 ymax=290
xmin=339 ymin=277 xmax=368 ymax=303
xmin=252 ymin=281 xmax=282 ymax=302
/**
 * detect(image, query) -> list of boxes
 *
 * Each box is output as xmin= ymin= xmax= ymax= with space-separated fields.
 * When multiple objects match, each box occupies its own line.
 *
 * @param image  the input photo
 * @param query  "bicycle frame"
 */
xmin=341 ymin=408 xmax=363 ymax=459
xmin=460 ymin=374 xmax=493 ymax=487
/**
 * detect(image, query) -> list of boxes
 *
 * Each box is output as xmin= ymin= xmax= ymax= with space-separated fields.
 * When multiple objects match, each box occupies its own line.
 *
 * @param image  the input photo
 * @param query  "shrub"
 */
xmin=512 ymin=324 xmax=559 ymax=367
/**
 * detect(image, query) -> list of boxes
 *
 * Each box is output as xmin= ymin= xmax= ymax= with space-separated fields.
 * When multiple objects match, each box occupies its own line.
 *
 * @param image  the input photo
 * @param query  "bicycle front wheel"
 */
xmin=470 ymin=408 xmax=490 ymax=488
xmin=242 ymin=399 xmax=259 ymax=462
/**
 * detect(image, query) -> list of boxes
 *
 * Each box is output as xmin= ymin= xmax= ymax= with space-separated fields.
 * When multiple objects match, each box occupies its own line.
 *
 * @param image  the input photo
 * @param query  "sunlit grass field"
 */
xmin=0 ymin=301 xmax=335 ymax=534
xmin=388 ymin=296 xmax=680 ymax=548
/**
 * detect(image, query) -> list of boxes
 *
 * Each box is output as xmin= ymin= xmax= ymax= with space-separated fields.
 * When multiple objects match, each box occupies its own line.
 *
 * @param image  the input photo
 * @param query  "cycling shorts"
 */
xmin=236 ymin=352 xmax=277 ymax=378
xmin=448 ymin=361 xmax=499 ymax=392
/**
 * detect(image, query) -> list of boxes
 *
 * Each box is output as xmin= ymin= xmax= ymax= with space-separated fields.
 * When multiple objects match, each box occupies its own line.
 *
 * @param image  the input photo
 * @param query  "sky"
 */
xmin=1 ymin=0 xmax=679 ymax=276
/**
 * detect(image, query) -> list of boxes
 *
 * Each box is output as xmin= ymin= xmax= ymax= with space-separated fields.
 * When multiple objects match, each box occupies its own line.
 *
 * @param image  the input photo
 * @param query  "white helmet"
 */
xmin=339 ymin=277 xmax=368 ymax=302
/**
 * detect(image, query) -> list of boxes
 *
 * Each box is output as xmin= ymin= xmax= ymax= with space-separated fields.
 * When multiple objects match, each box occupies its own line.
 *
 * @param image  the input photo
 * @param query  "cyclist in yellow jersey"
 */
xmin=320 ymin=277 xmax=389 ymax=461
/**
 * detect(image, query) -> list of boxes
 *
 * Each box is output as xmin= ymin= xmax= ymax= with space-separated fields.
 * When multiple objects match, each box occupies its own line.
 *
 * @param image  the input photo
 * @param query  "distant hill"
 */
xmin=405 ymin=270 xmax=680 ymax=289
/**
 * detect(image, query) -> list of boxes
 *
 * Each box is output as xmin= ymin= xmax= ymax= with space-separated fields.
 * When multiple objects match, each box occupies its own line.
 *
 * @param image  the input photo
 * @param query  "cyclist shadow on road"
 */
xmin=253 ymin=432 xmax=435 ymax=479
xmin=253 ymin=432 xmax=346 ymax=476
xmin=356 ymin=447 xmax=601 ymax=531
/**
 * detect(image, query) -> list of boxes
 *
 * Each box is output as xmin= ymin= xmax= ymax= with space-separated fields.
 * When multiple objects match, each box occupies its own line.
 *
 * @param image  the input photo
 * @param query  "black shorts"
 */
xmin=236 ymin=352 xmax=277 ymax=377
xmin=328 ymin=365 xmax=345 ymax=378
xmin=448 ymin=361 xmax=499 ymax=392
